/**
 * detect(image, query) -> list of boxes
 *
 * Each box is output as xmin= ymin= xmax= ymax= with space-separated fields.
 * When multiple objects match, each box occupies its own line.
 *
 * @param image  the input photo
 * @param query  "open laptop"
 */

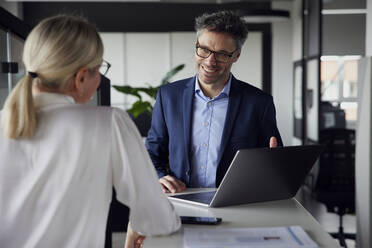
xmin=169 ymin=145 xmax=324 ymax=208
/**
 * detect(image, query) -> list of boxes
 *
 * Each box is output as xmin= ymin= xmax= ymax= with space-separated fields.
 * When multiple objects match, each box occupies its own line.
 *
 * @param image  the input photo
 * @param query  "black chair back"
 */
xmin=314 ymin=128 xmax=356 ymax=247
xmin=315 ymin=128 xmax=355 ymax=212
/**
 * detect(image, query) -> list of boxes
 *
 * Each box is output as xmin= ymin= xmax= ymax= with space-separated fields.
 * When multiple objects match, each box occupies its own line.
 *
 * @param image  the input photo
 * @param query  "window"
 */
xmin=320 ymin=56 xmax=360 ymax=128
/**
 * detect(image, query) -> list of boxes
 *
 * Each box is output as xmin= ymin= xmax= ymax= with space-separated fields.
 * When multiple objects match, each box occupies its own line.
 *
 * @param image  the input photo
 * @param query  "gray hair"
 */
xmin=195 ymin=10 xmax=248 ymax=50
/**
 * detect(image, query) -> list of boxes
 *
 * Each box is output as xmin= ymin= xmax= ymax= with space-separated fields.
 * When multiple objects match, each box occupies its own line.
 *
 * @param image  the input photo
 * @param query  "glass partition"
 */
xmin=10 ymin=33 xmax=25 ymax=87
xmin=0 ymin=29 xmax=9 ymax=108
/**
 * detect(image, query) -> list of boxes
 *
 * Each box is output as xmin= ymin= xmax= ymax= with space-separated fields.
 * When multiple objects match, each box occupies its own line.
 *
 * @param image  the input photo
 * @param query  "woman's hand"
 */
xmin=124 ymin=223 xmax=146 ymax=248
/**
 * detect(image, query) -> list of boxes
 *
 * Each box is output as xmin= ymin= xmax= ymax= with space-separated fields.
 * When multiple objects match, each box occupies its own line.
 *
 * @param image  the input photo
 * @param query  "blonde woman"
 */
xmin=0 ymin=16 xmax=180 ymax=248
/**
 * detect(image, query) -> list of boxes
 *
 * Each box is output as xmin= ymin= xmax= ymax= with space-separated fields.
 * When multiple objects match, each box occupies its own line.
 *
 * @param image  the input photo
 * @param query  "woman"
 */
xmin=0 ymin=15 xmax=180 ymax=248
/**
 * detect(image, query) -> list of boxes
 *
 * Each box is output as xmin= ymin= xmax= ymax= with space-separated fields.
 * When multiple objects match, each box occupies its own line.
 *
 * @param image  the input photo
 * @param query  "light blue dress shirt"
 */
xmin=189 ymin=74 xmax=231 ymax=187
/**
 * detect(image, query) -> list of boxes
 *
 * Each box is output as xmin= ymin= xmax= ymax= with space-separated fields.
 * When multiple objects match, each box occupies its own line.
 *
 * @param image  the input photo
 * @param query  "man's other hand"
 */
xmin=269 ymin=136 xmax=278 ymax=148
xmin=159 ymin=175 xmax=186 ymax=193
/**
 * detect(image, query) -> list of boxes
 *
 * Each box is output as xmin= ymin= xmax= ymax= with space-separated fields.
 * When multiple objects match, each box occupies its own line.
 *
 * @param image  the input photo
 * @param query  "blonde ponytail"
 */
xmin=1 ymin=15 xmax=103 ymax=139
xmin=1 ymin=74 xmax=36 ymax=139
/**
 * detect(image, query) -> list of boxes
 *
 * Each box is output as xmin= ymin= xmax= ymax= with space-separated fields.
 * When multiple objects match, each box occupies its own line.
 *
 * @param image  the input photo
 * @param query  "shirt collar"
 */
xmin=34 ymin=92 xmax=76 ymax=111
xmin=194 ymin=74 xmax=232 ymax=99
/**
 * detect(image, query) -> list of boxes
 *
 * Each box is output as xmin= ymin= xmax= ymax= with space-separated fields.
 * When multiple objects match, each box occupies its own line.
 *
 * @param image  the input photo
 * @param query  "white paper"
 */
xmin=183 ymin=225 xmax=318 ymax=248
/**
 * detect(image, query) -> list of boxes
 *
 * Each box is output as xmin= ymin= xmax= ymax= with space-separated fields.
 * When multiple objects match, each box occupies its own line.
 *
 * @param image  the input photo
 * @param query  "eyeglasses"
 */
xmin=195 ymin=44 xmax=237 ymax=63
xmin=99 ymin=60 xmax=111 ymax=76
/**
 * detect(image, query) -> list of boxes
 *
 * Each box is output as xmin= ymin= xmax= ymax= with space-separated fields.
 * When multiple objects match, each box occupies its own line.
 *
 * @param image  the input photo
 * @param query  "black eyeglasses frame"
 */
xmin=195 ymin=43 xmax=238 ymax=63
xmin=99 ymin=60 xmax=111 ymax=76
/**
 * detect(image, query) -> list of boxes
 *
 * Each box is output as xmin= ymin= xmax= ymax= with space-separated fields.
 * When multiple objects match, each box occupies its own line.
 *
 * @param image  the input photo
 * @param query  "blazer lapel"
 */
xmin=216 ymin=76 xmax=242 ymax=166
xmin=182 ymin=77 xmax=195 ymax=170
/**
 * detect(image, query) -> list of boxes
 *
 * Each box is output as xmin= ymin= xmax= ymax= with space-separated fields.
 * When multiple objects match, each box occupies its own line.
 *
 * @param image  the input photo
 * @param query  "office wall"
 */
xmin=291 ymin=0 xmax=302 ymax=62
xmin=231 ymin=32 xmax=262 ymax=89
xmin=0 ymin=2 xmax=22 ymax=18
xmin=101 ymin=31 xmax=262 ymax=109
xmin=367 ymin=0 xmax=372 ymax=56
xmin=324 ymin=0 xmax=365 ymax=10
xmin=323 ymin=14 xmax=365 ymax=56
xmin=272 ymin=1 xmax=294 ymax=146
xmin=100 ymin=33 xmax=126 ymax=108
xmin=170 ymin=32 xmax=197 ymax=81
xmin=322 ymin=0 xmax=365 ymax=56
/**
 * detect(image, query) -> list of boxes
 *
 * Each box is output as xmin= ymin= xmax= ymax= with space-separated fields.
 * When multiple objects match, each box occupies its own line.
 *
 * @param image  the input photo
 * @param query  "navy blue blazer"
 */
xmin=145 ymin=75 xmax=283 ymax=187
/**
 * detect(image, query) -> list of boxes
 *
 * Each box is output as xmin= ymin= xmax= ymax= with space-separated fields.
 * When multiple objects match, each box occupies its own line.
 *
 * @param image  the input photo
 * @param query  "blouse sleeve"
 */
xmin=110 ymin=108 xmax=180 ymax=235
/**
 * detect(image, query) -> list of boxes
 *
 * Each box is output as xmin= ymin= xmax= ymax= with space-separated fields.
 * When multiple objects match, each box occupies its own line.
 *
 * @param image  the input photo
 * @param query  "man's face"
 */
xmin=195 ymin=29 xmax=240 ymax=86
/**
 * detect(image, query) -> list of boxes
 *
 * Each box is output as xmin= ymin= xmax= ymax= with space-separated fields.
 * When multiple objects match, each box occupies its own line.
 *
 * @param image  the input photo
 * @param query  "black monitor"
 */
xmin=88 ymin=74 xmax=111 ymax=107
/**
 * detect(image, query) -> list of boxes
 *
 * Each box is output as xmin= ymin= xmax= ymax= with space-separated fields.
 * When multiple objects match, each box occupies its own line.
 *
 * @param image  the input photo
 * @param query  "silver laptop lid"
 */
xmin=210 ymin=145 xmax=324 ymax=207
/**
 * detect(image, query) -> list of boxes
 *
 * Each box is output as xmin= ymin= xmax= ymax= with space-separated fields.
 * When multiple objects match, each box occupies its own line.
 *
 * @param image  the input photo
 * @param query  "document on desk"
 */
xmin=183 ymin=225 xmax=318 ymax=248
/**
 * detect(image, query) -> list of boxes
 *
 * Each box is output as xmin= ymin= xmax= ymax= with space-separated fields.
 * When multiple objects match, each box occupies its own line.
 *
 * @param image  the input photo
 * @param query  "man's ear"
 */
xmin=74 ymin=67 xmax=89 ymax=95
xmin=233 ymin=50 xmax=241 ymax=63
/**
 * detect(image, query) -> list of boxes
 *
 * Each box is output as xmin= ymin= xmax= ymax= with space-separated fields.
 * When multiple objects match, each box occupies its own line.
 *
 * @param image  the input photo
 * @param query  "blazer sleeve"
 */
xmin=259 ymin=96 xmax=283 ymax=147
xmin=145 ymin=88 xmax=170 ymax=178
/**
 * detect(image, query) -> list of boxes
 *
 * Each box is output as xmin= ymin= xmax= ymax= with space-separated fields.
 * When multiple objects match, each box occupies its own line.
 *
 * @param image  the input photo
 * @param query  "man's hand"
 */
xmin=159 ymin=175 xmax=186 ymax=193
xmin=269 ymin=136 xmax=278 ymax=148
xmin=125 ymin=223 xmax=146 ymax=248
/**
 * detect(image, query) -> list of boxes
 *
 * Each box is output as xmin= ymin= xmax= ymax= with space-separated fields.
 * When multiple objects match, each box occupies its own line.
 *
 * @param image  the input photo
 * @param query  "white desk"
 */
xmin=144 ymin=197 xmax=340 ymax=248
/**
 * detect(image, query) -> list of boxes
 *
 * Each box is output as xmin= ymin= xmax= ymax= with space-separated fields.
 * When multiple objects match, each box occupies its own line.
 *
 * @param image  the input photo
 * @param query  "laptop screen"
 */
xmin=171 ymin=191 xmax=216 ymax=205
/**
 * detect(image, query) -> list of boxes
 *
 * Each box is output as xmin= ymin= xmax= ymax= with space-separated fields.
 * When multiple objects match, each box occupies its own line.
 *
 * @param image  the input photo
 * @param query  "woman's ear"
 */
xmin=74 ymin=67 xmax=89 ymax=97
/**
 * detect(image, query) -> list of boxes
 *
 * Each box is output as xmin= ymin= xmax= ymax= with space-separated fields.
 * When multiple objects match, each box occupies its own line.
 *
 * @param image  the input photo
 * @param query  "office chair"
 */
xmin=313 ymin=128 xmax=356 ymax=248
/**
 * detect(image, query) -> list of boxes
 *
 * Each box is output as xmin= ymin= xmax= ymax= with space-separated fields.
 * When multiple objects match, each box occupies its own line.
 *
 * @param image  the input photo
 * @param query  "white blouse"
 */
xmin=0 ymin=92 xmax=180 ymax=248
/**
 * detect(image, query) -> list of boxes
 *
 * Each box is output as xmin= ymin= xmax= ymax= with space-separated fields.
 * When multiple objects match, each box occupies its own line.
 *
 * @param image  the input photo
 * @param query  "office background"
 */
xmin=0 ymin=0 xmax=371 ymax=247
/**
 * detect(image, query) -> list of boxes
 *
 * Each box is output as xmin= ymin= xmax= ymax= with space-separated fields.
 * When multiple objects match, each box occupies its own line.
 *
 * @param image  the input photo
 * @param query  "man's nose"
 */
xmin=205 ymin=52 xmax=217 ymax=65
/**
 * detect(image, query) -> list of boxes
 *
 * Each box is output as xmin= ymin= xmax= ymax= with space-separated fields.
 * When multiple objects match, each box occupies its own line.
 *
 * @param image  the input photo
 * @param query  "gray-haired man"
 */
xmin=146 ymin=10 xmax=282 ymax=193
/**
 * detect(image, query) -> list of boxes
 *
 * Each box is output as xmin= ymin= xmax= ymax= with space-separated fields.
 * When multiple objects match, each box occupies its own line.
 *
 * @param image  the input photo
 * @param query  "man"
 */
xmin=146 ymin=10 xmax=282 ymax=193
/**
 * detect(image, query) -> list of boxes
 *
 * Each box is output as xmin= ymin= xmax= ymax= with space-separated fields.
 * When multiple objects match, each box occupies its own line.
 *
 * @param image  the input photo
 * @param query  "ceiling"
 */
xmin=14 ymin=0 xmax=293 ymax=2
xmin=158 ymin=0 xmax=293 ymax=2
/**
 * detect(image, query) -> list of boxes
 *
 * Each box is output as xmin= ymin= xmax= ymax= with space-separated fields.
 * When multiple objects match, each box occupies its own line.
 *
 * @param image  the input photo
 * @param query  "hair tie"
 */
xmin=28 ymin=71 xmax=38 ymax=78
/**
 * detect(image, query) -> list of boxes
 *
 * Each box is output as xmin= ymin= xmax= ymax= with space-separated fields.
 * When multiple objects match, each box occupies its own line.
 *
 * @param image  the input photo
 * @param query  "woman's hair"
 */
xmin=1 ymin=15 xmax=103 ymax=139
xmin=195 ymin=10 xmax=248 ymax=50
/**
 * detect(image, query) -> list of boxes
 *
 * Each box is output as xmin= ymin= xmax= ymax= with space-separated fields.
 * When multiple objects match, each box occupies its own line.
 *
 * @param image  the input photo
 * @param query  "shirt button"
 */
xmin=207 ymin=102 xmax=212 ymax=107
xmin=202 ymin=143 xmax=207 ymax=148
xmin=204 ymin=121 xmax=209 ymax=126
xmin=200 ymin=165 xmax=204 ymax=169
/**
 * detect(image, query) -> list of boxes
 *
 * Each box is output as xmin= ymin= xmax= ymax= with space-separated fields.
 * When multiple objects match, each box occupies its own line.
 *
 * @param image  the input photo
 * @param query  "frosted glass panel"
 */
xmin=231 ymin=32 xmax=262 ymax=89
xmin=125 ymin=33 xmax=170 ymax=107
xmin=100 ymin=33 xmax=126 ymax=107
xmin=170 ymin=32 xmax=196 ymax=81
xmin=0 ymin=31 xmax=25 ymax=109
xmin=0 ymin=29 xmax=7 ymax=109
xmin=10 ymin=33 xmax=24 ymax=86
xmin=306 ymin=59 xmax=319 ymax=141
